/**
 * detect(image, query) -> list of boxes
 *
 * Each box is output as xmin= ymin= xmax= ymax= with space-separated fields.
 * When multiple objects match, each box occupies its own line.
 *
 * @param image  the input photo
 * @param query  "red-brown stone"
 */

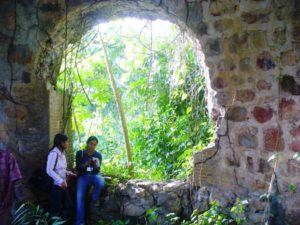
xmin=212 ymin=77 xmax=227 ymax=89
xmin=252 ymin=107 xmax=273 ymax=123
xmin=290 ymin=125 xmax=300 ymax=137
xmin=236 ymin=89 xmax=255 ymax=102
xmin=289 ymin=140 xmax=300 ymax=152
xmin=256 ymin=51 xmax=275 ymax=70
xmin=263 ymin=127 xmax=284 ymax=151
xmin=279 ymin=98 xmax=296 ymax=119
xmin=241 ymin=12 xmax=269 ymax=24
xmin=242 ymin=12 xmax=258 ymax=24
xmin=256 ymin=80 xmax=271 ymax=90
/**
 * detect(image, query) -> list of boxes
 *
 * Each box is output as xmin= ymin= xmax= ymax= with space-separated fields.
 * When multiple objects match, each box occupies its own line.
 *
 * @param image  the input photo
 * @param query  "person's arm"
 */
xmin=46 ymin=152 xmax=64 ymax=186
xmin=92 ymin=153 xmax=102 ymax=174
xmin=66 ymin=170 xmax=76 ymax=176
xmin=77 ymin=151 xmax=91 ymax=169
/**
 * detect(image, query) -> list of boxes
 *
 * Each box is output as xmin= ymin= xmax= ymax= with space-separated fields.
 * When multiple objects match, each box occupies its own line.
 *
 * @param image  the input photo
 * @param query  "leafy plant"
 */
xmin=166 ymin=200 xmax=247 ymax=225
xmin=12 ymin=202 xmax=65 ymax=225
xmin=145 ymin=208 xmax=159 ymax=224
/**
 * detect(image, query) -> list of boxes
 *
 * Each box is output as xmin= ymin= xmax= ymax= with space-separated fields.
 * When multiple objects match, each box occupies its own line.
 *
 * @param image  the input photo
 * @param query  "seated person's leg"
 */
xmin=91 ymin=175 xmax=105 ymax=204
xmin=76 ymin=176 xmax=90 ymax=225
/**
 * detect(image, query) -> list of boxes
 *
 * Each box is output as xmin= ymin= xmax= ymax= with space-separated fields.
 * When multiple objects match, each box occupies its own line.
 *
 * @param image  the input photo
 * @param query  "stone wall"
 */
xmin=93 ymin=180 xmax=269 ymax=225
xmin=0 ymin=0 xmax=300 ymax=220
xmin=48 ymin=87 xmax=74 ymax=167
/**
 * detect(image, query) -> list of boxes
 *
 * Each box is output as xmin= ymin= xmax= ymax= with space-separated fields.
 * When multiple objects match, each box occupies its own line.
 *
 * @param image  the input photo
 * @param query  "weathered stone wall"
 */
xmin=0 ymin=0 xmax=300 ymax=221
xmin=93 ymin=180 xmax=269 ymax=225
xmin=48 ymin=87 xmax=74 ymax=167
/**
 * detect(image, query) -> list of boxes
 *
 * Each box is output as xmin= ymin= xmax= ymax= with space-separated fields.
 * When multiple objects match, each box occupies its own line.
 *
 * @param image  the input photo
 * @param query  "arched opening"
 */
xmin=54 ymin=17 xmax=215 ymax=180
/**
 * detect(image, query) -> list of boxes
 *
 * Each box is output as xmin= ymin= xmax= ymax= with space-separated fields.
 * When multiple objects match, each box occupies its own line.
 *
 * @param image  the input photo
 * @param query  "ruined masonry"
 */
xmin=0 ymin=0 xmax=300 ymax=224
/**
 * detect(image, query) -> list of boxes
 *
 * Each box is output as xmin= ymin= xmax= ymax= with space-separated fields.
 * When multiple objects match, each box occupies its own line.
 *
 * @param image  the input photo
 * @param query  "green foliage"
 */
xmin=145 ymin=208 xmax=159 ymax=224
xmin=58 ymin=19 xmax=215 ymax=180
xmin=94 ymin=200 xmax=247 ymax=225
xmin=288 ymin=183 xmax=297 ymax=194
xmin=12 ymin=202 xmax=65 ymax=225
xmin=167 ymin=200 xmax=247 ymax=225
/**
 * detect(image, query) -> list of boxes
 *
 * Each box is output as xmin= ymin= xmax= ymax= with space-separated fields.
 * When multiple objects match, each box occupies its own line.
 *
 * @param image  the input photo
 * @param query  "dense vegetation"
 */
xmin=58 ymin=19 xmax=215 ymax=180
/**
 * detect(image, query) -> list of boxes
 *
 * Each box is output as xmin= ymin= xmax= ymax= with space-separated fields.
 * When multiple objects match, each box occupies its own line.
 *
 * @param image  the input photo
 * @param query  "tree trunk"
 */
xmin=99 ymin=31 xmax=134 ymax=176
xmin=73 ymin=112 xmax=81 ymax=147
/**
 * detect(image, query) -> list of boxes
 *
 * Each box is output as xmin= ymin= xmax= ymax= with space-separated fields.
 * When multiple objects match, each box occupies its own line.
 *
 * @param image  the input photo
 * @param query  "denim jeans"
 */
xmin=76 ymin=174 xmax=105 ymax=225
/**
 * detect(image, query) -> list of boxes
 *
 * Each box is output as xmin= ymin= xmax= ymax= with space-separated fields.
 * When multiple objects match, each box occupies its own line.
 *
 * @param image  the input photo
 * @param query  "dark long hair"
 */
xmin=50 ymin=133 xmax=68 ymax=151
xmin=86 ymin=136 xmax=98 ymax=145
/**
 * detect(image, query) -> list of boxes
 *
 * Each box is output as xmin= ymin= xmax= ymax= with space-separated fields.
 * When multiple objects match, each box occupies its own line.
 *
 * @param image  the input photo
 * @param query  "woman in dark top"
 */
xmin=75 ymin=136 xmax=105 ymax=225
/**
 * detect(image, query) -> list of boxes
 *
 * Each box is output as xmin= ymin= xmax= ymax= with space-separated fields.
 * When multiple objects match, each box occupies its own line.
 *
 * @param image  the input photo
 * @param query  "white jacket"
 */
xmin=46 ymin=147 xmax=67 ymax=186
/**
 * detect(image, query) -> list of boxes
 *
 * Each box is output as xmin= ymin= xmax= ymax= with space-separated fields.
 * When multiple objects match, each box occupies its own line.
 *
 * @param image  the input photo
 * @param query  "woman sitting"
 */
xmin=75 ymin=136 xmax=105 ymax=225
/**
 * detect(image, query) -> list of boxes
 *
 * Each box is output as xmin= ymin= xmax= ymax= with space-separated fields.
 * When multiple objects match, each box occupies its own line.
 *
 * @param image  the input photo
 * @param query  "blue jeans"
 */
xmin=76 ymin=174 xmax=105 ymax=225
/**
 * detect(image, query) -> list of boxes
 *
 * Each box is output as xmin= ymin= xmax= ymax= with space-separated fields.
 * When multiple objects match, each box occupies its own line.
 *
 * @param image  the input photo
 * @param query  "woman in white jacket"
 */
xmin=46 ymin=133 xmax=74 ymax=222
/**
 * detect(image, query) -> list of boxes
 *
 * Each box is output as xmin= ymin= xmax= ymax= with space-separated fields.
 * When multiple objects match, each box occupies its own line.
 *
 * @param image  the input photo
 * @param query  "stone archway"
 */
xmin=1 ymin=1 xmax=300 ymax=219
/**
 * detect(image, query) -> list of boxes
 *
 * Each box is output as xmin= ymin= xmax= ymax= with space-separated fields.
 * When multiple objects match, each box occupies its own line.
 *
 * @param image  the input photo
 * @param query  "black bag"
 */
xmin=31 ymin=152 xmax=58 ymax=192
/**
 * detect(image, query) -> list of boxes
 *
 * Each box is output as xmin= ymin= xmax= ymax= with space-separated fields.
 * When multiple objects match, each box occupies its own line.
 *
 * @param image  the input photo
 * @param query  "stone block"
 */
xmin=287 ymin=159 xmax=300 ymax=176
xmin=217 ymin=58 xmax=236 ymax=72
xmin=227 ymin=106 xmax=248 ymax=122
xmin=273 ymin=27 xmax=286 ymax=46
xmin=157 ymin=191 xmax=181 ymax=214
xmin=256 ymin=51 xmax=275 ymax=71
xmin=227 ymin=33 xmax=248 ymax=53
xmin=215 ymin=91 xmax=232 ymax=106
xmin=280 ymin=75 xmax=300 ymax=95
xmin=212 ymin=77 xmax=227 ymax=90
xmin=231 ymin=75 xmax=245 ymax=86
xmin=205 ymin=38 xmax=222 ymax=56
xmin=290 ymin=125 xmax=300 ymax=137
xmin=239 ymin=57 xmax=252 ymax=72
xmin=241 ymin=12 xmax=269 ymax=24
xmin=193 ymin=144 xmax=220 ymax=186
xmin=214 ymin=18 xmax=234 ymax=33
xmin=256 ymin=80 xmax=271 ymax=90
xmin=236 ymin=89 xmax=255 ymax=103
xmin=252 ymin=106 xmax=273 ymax=123
xmin=209 ymin=0 xmax=237 ymax=16
xmin=263 ymin=127 xmax=284 ymax=151
xmin=249 ymin=30 xmax=266 ymax=49
xmin=192 ymin=187 xmax=209 ymax=212
xmin=8 ymin=44 xmax=32 ymax=64
xmin=281 ymin=50 xmax=299 ymax=66
xmin=238 ymin=132 xmax=258 ymax=149
xmin=289 ymin=140 xmax=300 ymax=152
xmin=279 ymin=98 xmax=298 ymax=120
